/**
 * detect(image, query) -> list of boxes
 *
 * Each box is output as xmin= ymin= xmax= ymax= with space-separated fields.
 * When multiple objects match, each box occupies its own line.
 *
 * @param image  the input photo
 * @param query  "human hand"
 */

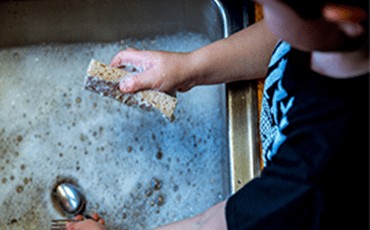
xmin=110 ymin=48 xmax=198 ymax=93
xmin=66 ymin=213 xmax=106 ymax=230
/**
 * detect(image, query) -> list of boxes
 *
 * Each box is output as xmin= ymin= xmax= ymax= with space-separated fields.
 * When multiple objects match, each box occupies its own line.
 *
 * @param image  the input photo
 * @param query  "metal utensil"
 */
xmin=51 ymin=219 xmax=79 ymax=230
xmin=54 ymin=183 xmax=86 ymax=215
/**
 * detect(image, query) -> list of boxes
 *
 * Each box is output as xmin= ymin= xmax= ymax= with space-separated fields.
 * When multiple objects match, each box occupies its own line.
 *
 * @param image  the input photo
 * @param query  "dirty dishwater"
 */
xmin=0 ymin=32 xmax=229 ymax=230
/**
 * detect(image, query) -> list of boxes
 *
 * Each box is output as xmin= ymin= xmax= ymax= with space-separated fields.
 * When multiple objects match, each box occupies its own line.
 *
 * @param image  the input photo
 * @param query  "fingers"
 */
xmin=74 ymin=215 xmax=84 ymax=221
xmin=110 ymin=48 xmax=136 ymax=67
xmin=98 ymin=219 xmax=106 ymax=225
xmin=110 ymin=48 xmax=151 ymax=70
xmin=66 ymin=213 xmax=105 ymax=230
xmin=66 ymin=219 xmax=106 ymax=230
xmin=120 ymin=72 xmax=156 ymax=93
xmin=91 ymin=213 xmax=105 ymax=225
xmin=111 ymin=49 xmax=192 ymax=93
xmin=110 ymin=48 xmax=158 ymax=93
xmin=92 ymin=213 xmax=99 ymax=221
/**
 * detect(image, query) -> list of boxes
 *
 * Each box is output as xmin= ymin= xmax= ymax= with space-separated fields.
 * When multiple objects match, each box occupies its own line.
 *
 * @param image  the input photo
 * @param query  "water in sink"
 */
xmin=0 ymin=31 xmax=229 ymax=230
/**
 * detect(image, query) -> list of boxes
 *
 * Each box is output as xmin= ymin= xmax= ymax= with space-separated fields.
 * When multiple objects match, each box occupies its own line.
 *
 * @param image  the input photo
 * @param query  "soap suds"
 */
xmin=0 ymin=31 xmax=228 ymax=230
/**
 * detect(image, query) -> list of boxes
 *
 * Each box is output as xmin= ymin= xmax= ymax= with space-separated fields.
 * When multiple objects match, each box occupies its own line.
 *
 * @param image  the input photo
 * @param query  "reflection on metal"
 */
xmin=55 ymin=184 xmax=84 ymax=215
xmin=227 ymin=82 xmax=261 ymax=193
xmin=213 ymin=0 xmax=261 ymax=194
xmin=211 ymin=0 xmax=229 ymax=38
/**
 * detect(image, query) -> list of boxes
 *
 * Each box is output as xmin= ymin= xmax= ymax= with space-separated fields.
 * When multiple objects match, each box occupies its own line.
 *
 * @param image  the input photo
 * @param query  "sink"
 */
xmin=0 ymin=0 xmax=260 ymax=229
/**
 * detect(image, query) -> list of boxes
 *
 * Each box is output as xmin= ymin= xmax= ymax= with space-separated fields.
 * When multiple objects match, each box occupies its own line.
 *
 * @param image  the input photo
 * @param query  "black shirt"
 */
xmin=226 ymin=41 xmax=369 ymax=229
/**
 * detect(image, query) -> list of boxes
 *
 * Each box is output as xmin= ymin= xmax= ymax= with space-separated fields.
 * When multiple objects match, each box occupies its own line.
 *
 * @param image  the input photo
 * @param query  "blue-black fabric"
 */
xmin=226 ymin=41 xmax=369 ymax=229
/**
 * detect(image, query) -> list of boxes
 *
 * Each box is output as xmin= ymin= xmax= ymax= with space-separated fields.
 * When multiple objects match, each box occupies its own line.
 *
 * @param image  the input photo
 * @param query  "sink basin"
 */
xmin=0 ymin=0 xmax=260 ymax=229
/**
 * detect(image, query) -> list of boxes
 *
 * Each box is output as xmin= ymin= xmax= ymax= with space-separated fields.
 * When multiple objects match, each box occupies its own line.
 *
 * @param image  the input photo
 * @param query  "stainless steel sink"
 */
xmin=0 ymin=0 xmax=260 ymax=229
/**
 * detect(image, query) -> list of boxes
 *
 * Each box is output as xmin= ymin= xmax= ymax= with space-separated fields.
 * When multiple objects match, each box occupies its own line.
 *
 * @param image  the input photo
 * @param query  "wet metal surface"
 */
xmin=219 ymin=0 xmax=262 ymax=193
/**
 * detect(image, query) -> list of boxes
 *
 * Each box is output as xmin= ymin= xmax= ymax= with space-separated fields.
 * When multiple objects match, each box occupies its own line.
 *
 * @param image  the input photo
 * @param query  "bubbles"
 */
xmin=156 ymin=151 xmax=163 ymax=160
xmin=151 ymin=178 xmax=162 ymax=190
xmin=16 ymin=185 xmax=24 ymax=193
xmin=144 ymin=189 xmax=153 ymax=197
xmin=0 ymin=31 xmax=228 ymax=229
xmin=127 ymin=146 xmax=133 ymax=153
xmin=155 ymin=195 xmax=164 ymax=206
xmin=13 ymin=52 xmax=19 ymax=59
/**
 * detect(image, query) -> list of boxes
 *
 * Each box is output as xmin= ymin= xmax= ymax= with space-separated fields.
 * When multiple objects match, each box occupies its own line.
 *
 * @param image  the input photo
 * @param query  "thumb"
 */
xmin=120 ymin=71 xmax=156 ymax=93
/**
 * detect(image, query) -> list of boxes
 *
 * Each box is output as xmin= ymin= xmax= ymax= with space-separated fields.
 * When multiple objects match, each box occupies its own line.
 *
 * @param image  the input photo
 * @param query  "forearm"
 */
xmin=153 ymin=200 xmax=228 ymax=230
xmin=190 ymin=19 xmax=278 ymax=85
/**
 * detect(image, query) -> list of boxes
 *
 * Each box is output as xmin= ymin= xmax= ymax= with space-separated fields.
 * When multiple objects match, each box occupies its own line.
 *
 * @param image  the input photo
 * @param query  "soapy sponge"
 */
xmin=84 ymin=59 xmax=177 ymax=120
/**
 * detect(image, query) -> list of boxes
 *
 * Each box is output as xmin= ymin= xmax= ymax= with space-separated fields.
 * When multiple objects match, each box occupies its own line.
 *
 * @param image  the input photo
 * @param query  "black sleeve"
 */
xmin=226 ymin=75 xmax=369 ymax=230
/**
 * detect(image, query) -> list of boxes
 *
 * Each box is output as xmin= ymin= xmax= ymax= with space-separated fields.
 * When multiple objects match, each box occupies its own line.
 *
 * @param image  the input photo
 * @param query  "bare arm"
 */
xmin=190 ymin=19 xmax=278 ymax=85
xmin=111 ymin=19 xmax=278 ymax=93
xmin=65 ymin=201 xmax=227 ymax=230
xmin=152 ymin=200 xmax=228 ymax=230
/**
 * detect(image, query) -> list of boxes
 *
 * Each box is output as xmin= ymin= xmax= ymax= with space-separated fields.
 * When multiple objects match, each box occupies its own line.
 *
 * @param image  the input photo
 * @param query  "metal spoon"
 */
xmin=55 ymin=183 xmax=86 ymax=216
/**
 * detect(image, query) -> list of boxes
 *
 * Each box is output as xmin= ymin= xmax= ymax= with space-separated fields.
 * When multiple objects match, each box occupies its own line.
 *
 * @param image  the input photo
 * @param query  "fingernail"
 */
xmin=92 ymin=213 xmax=100 ymax=221
xmin=99 ymin=219 xmax=106 ymax=225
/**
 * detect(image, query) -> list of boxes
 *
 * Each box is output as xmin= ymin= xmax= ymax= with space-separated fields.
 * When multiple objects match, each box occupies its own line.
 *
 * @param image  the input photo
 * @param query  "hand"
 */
xmin=66 ymin=213 xmax=106 ymax=230
xmin=110 ymin=48 xmax=198 ymax=93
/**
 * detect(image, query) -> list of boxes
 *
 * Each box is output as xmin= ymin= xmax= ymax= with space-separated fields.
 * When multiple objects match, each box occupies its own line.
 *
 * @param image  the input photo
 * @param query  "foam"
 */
xmin=0 ymin=31 xmax=229 ymax=230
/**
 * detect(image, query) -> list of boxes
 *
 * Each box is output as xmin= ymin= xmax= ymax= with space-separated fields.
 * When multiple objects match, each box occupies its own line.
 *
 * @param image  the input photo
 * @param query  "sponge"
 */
xmin=84 ymin=59 xmax=177 ymax=120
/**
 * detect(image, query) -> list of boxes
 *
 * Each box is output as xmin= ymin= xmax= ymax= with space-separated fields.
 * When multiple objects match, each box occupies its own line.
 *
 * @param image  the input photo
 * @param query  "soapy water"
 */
xmin=0 ymin=31 xmax=229 ymax=229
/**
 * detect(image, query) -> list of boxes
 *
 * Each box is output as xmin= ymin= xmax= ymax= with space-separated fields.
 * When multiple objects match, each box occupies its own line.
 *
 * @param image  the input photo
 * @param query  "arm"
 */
xmin=110 ymin=19 xmax=278 ymax=93
xmin=189 ymin=19 xmax=278 ymax=85
xmin=152 ymin=200 xmax=227 ymax=230
xmin=65 ymin=201 xmax=227 ymax=230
